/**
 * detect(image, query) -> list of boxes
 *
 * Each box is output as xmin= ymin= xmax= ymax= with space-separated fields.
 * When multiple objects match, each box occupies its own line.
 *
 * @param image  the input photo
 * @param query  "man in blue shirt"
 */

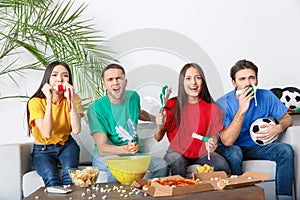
xmin=216 ymin=59 xmax=294 ymax=200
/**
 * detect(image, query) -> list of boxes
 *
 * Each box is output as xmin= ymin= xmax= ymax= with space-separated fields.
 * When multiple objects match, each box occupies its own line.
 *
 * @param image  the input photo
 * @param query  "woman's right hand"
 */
xmin=156 ymin=110 xmax=166 ymax=127
xmin=154 ymin=110 xmax=166 ymax=142
xmin=41 ymin=83 xmax=52 ymax=100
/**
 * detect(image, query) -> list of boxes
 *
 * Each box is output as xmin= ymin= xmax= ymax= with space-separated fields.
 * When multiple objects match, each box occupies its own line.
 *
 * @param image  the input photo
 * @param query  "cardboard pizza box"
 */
xmin=192 ymin=171 xmax=270 ymax=190
xmin=132 ymin=175 xmax=214 ymax=197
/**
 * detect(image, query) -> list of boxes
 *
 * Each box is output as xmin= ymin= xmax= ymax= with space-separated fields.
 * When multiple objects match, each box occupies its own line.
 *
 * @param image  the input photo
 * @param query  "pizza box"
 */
xmin=192 ymin=171 xmax=270 ymax=190
xmin=131 ymin=175 xmax=214 ymax=197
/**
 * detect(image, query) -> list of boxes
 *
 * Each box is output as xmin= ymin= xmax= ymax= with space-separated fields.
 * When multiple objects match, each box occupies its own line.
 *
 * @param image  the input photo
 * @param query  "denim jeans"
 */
xmin=32 ymin=136 xmax=80 ymax=186
xmin=92 ymin=153 xmax=169 ymax=183
xmin=216 ymin=143 xmax=294 ymax=196
xmin=164 ymin=148 xmax=231 ymax=177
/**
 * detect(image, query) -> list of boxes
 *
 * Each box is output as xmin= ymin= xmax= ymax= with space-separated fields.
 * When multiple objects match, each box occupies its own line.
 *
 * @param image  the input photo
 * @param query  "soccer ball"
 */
xmin=280 ymin=88 xmax=300 ymax=110
xmin=249 ymin=118 xmax=277 ymax=145
xmin=270 ymin=87 xmax=300 ymax=113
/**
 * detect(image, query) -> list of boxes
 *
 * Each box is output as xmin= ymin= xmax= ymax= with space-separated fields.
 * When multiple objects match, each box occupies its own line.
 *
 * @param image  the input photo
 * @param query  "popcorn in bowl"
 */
xmin=69 ymin=167 xmax=99 ymax=187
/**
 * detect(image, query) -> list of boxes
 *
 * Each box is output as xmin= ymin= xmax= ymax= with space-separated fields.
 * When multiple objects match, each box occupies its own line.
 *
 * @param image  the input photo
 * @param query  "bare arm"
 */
xmin=219 ymin=88 xmax=254 ymax=146
xmin=139 ymin=109 xmax=156 ymax=122
xmin=219 ymin=108 xmax=246 ymax=146
xmin=154 ymin=111 xmax=166 ymax=142
xmin=64 ymin=84 xmax=82 ymax=134
xmin=276 ymin=113 xmax=293 ymax=133
xmin=92 ymin=132 xmax=139 ymax=156
xmin=255 ymin=113 xmax=293 ymax=143
xmin=70 ymin=103 xmax=82 ymax=134
xmin=34 ymin=84 xmax=53 ymax=139
xmin=35 ymin=99 xmax=52 ymax=139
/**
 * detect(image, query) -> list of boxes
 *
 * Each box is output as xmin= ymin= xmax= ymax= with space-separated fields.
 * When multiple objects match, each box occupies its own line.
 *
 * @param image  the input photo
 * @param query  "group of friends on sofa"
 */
xmin=26 ymin=59 xmax=294 ymax=200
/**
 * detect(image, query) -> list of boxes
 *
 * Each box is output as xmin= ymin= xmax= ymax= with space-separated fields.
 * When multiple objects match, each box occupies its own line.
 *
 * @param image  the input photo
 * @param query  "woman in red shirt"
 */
xmin=155 ymin=63 xmax=230 ymax=177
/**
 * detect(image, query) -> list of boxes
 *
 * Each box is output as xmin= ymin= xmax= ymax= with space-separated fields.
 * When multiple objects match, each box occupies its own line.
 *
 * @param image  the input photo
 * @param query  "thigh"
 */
xmin=164 ymin=148 xmax=189 ymax=176
xmin=92 ymin=153 xmax=119 ymax=171
xmin=216 ymin=145 xmax=243 ymax=160
xmin=242 ymin=142 xmax=294 ymax=161
xmin=194 ymin=152 xmax=231 ymax=174
xmin=164 ymin=148 xmax=186 ymax=165
xmin=194 ymin=152 xmax=227 ymax=165
xmin=216 ymin=145 xmax=243 ymax=175
xmin=32 ymin=145 xmax=60 ymax=185
xmin=148 ymin=156 xmax=168 ymax=171
xmin=59 ymin=139 xmax=80 ymax=169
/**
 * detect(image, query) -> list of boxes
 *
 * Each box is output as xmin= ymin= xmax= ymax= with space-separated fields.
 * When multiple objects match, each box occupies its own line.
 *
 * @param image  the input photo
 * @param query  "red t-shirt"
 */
xmin=164 ymin=97 xmax=224 ymax=158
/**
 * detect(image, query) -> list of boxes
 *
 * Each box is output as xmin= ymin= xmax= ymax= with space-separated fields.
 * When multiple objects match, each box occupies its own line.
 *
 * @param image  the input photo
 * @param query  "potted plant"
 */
xmin=0 ymin=0 xmax=116 ymax=105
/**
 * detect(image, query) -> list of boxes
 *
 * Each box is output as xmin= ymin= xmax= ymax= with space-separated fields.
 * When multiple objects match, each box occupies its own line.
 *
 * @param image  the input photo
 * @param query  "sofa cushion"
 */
xmin=22 ymin=171 xmax=44 ymax=198
xmin=242 ymin=160 xmax=276 ymax=181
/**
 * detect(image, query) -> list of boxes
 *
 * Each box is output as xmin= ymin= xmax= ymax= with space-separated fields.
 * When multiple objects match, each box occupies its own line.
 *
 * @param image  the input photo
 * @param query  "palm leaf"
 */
xmin=0 ymin=0 xmax=117 ymax=104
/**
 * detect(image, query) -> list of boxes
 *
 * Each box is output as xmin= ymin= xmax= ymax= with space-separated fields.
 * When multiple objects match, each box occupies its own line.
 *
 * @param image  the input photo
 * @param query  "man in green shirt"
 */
xmin=87 ymin=63 xmax=168 ymax=182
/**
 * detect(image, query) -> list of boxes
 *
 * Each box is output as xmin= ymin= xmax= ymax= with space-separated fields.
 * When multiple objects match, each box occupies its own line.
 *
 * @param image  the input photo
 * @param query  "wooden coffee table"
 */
xmin=24 ymin=183 xmax=265 ymax=200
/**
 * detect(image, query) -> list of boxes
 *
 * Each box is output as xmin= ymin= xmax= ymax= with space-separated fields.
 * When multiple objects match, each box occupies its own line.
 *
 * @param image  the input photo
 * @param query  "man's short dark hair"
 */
xmin=230 ymin=59 xmax=258 ymax=81
xmin=101 ymin=63 xmax=125 ymax=80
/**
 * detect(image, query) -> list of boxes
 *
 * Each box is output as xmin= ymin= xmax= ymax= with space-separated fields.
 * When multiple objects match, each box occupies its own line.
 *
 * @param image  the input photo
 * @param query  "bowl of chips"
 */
xmin=69 ymin=167 xmax=99 ymax=187
xmin=106 ymin=155 xmax=151 ymax=185
xmin=196 ymin=164 xmax=214 ymax=173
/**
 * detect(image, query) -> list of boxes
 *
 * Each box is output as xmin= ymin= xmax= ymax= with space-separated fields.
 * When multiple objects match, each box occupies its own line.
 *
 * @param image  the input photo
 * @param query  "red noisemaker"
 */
xmin=52 ymin=85 xmax=72 ymax=111
xmin=52 ymin=85 xmax=66 ymax=91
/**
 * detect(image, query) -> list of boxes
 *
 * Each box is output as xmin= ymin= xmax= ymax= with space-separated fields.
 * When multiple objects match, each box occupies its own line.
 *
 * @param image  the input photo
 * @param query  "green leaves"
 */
xmin=0 ymin=0 xmax=116 ymax=104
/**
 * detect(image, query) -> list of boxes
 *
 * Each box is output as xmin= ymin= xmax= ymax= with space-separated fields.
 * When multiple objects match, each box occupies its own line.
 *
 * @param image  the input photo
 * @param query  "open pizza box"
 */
xmin=192 ymin=171 xmax=270 ymax=190
xmin=131 ymin=175 xmax=214 ymax=197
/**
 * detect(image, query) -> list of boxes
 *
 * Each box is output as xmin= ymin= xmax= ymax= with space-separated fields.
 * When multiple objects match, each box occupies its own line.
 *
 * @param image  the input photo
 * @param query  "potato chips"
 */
xmin=69 ymin=167 xmax=99 ymax=187
xmin=196 ymin=164 xmax=214 ymax=173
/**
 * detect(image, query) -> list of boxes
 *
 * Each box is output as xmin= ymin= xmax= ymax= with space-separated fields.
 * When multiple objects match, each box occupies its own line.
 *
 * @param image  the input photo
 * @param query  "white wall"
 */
xmin=1 ymin=0 xmax=300 ymax=145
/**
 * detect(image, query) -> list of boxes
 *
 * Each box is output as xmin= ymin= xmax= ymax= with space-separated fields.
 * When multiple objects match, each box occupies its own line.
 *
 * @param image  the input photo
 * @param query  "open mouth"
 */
xmin=113 ymin=87 xmax=121 ymax=92
xmin=189 ymin=86 xmax=198 ymax=91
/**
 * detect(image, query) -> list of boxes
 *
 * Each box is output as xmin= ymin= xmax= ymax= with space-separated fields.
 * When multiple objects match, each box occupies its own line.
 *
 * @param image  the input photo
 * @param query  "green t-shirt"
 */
xmin=87 ymin=90 xmax=141 ymax=157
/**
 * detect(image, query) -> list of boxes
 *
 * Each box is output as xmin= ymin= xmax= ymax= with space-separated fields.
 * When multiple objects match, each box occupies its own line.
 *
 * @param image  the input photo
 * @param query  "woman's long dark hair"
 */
xmin=175 ymin=63 xmax=215 ymax=130
xmin=26 ymin=61 xmax=73 ymax=136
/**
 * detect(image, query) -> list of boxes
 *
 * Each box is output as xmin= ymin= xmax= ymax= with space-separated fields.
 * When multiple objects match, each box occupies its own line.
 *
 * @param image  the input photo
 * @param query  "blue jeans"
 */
xmin=216 ymin=143 xmax=294 ymax=196
xmin=92 ymin=153 xmax=169 ymax=183
xmin=164 ymin=148 xmax=231 ymax=177
xmin=32 ymin=136 xmax=80 ymax=186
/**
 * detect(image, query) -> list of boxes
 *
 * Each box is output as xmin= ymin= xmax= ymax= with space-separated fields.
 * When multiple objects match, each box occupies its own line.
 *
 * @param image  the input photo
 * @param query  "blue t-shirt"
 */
xmin=87 ymin=90 xmax=141 ymax=156
xmin=216 ymin=89 xmax=288 ymax=146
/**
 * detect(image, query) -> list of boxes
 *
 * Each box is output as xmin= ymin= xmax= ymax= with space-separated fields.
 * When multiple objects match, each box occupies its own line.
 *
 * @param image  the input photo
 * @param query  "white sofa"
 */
xmin=0 ymin=121 xmax=299 ymax=200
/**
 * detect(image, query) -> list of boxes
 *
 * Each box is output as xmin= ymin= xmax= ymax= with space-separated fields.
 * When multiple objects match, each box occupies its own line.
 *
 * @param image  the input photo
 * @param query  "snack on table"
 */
xmin=155 ymin=178 xmax=199 ymax=187
xmin=142 ymin=177 xmax=199 ymax=190
xmin=196 ymin=164 xmax=214 ymax=173
xmin=69 ymin=167 xmax=99 ymax=187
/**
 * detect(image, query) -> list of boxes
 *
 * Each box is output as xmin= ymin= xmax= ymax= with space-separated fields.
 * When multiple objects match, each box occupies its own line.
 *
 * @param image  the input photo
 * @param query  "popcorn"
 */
xmin=230 ymin=175 xmax=238 ymax=179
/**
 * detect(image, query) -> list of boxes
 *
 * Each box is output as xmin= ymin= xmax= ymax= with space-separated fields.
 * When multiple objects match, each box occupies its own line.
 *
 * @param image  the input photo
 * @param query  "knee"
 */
xmin=92 ymin=157 xmax=108 ymax=171
xmin=42 ymin=170 xmax=60 ymax=186
xmin=278 ymin=143 xmax=294 ymax=159
xmin=218 ymin=146 xmax=243 ymax=161
xmin=164 ymin=151 xmax=183 ymax=164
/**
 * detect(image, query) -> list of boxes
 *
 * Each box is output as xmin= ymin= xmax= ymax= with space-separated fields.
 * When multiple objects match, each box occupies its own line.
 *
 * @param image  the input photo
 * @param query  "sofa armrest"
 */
xmin=277 ymin=126 xmax=300 ymax=199
xmin=0 ymin=142 xmax=33 ymax=200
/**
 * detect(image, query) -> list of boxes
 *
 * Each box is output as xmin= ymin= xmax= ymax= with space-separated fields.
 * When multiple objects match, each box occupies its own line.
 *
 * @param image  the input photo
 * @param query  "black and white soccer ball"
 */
xmin=271 ymin=87 xmax=300 ymax=112
xmin=249 ymin=118 xmax=277 ymax=145
xmin=280 ymin=88 xmax=300 ymax=110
